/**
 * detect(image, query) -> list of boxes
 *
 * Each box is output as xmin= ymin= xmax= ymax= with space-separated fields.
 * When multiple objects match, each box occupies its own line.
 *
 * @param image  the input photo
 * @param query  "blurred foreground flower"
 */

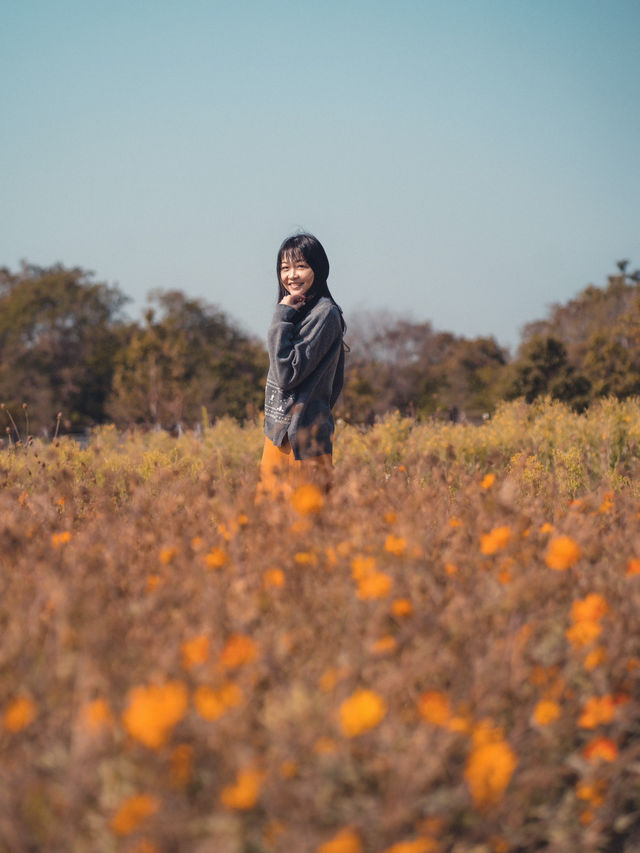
xmin=220 ymin=766 xmax=264 ymax=810
xmin=218 ymin=634 xmax=257 ymax=669
xmin=194 ymin=682 xmax=243 ymax=721
xmin=464 ymin=727 xmax=517 ymax=808
xmin=316 ymin=827 xmax=362 ymax=853
xmin=122 ymin=681 xmax=188 ymax=749
xmin=110 ymin=793 xmax=159 ymax=836
xmin=480 ymin=525 xmax=511 ymax=555
xmin=291 ymin=482 xmax=324 ymax=515
xmin=3 ymin=695 xmax=36 ymax=732
xmin=340 ymin=689 xmax=387 ymax=737
xmin=545 ymin=535 xmax=580 ymax=570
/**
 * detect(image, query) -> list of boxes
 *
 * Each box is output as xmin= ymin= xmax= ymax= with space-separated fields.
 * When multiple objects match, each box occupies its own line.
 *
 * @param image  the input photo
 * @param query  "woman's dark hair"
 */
xmin=276 ymin=233 xmax=345 ymax=331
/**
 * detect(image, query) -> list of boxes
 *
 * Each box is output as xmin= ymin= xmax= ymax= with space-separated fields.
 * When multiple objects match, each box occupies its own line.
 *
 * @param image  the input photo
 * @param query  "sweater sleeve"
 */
xmin=267 ymin=302 xmax=342 ymax=391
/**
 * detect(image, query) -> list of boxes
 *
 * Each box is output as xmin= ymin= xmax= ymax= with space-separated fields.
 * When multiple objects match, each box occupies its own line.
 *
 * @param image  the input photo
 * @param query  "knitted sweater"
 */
xmin=264 ymin=296 xmax=344 ymax=460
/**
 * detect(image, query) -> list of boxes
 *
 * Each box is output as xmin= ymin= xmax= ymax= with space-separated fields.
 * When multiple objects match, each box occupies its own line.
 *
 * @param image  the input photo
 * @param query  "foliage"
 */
xmin=2 ymin=400 xmax=640 ymax=851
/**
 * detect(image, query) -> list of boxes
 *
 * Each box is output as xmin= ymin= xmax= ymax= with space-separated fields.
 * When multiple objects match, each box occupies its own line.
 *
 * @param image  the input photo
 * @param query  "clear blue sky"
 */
xmin=2 ymin=0 xmax=638 ymax=352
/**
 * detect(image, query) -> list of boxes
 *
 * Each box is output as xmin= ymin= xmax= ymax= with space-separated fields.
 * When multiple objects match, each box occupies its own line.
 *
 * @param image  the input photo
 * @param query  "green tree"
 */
xmin=0 ymin=263 xmax=128 ymax=435
xmin=107 ymin=290 xmax=267 ymax=428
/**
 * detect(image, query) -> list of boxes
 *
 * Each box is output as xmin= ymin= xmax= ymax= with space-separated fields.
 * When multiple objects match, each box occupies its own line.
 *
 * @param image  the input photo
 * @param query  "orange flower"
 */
xmin=205 ymin=547 xmax=228 ymax=570
xmin=313 ymin=736 xmax=339 ymax=755
xmin=357 ymin=571 xmax=393 ymax=599
xmin=385 ymin=534 xmax=407 ymax=556
xmin=339 ymin=689 xmax=387 ymax=737
xmin=3 ymin=695 xmax=36 ymax=732
xmin=464 ymin=735 xmax=517 ymax=807
xmin=418 ymin=691 xmax=451 ymax=726
xmin=584 ymin=646 xmax=606 ymax=670
xmin=539 ymin=522 xmax=555 ymax=534
xmin=219 ymin=634 xmax=257 ymax=669
xmin=480 ymin=525 xmax=511 ymax=555
xmin=576 ymin=781 xmax=605 ymax=807
xmin=566 ymin=620 xmax=602 ymax=648
xmin=159 ymin=545 xmax=178 ymax=565
xmin=445 ymin=562 xmax=458 ymax=576
xmin=571 ymin=594 xmax=609 ymax=623
xmin=545 ymin=535 xmax=580 ymax=570
xmin=627 ymin=558 xmax=640 ymax=576
xmin=449 ymin=517 xmax=461 ymax=528
xmin=351 ymin=555 xmax=376 ymax=579
xmin=291 ymin=482 xmax=325 ymax=515
xmin=532 ymin=699 xmax=560 ymax=726
xmin=194 ymin=682 xmax=243 ymax=721
xmin=220 ymin=766 xmax=264 ymax=810
xmin=295 ymin=551 xmax=318 ymax=565
xmin=381 ymin=839 xmax=438 ymax=853
xmin=578 ymin=696 xmax=616 ymax=729
xmin=316 ymin=828 xmax=362 ymax=853
xmin=263 ymin=568 xmax=285 ymax=588
xmin=391 ymin=598 xmax=413 ymax=617
xmin=371 ymin=635 xmax=397 ymax=654
xmin=170 ymin=743 xmax=194 ymax=788
xmin=80 ymin=698 xmax=113 ymax=734
xmin=583 ymin=737 xmax=618 ymax=762
xmin=122 ymin=681 xmax=188 ymax=749
xmin=51 ymin=530 xmax=72 ymax=547
xmin=110 ymin=793 xmax=159 ymax=835
xmin=481 ymin=473 xmax=495 ymax=489
xmin=181 ymin=634 xmax=210 ymax=669
xmin=146 ymin=573 xmax=162 ymax=592
xmin=384 ymin=511 xmax=398 ymax=524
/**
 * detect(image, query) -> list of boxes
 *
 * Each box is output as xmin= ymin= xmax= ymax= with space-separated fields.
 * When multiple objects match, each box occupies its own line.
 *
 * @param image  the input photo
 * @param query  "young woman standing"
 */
xmin=257 ymin=233 xmax=346 ymax=499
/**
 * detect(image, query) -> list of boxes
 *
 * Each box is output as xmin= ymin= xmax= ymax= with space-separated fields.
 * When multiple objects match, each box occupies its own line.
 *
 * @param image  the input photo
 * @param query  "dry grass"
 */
xmin=1 ymin=400 xmax=640 ymax=852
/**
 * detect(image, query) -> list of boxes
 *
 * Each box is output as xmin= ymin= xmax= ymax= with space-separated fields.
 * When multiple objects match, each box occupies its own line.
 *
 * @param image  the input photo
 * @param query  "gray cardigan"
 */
xmin=264 ymin=296 xmax=344 ymax=460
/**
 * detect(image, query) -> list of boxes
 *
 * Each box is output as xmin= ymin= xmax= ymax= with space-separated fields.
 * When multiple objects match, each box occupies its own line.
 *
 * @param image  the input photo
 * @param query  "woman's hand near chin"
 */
xmin=280 ymin=294 xmax=306 ymax=309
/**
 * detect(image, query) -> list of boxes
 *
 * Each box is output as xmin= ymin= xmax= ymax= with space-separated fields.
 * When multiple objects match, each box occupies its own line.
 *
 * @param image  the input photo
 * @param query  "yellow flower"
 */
xmin=316 ymin=828 xmax=362 ymax=853
xmin=220 ymin=766 xmax=264 ymax=810
xmin=481 ymin=473 xmax=495 ymax=489
xmin=464 ymin=737 xmax=517 ymax=807
xmin=122 ymin=681 xmax=188 ymax=749
xmin=385 ymin=533 xmax=407 ymax=556
xmin=110 ymin=793 xmax=159 ymax=836
xmin=219 ymin=634 xmax=257 ymax=669
xmin=480 ymin=525 xmax=511 ymax=555
xmin=545 ymin=535 xmax=580 ymax=570
xmin=532 ymin=699 xmax=560 ymax=726
xmin=357 ymin=571 xmax=393 ymax=599
xmin=339 ymin=689 xmax=387 ymax=737
xmin=205 ymin=547 xmax=228 ymax=570
xmin=3 ymin=695 xmax=36 ymax=732
xmin=181 ymin=634 xmax=210 ymax=669
xmin=291 ymin=482 xmax=325 ymax=515
xmin=194 ymin=682 xmax=243 ymax=721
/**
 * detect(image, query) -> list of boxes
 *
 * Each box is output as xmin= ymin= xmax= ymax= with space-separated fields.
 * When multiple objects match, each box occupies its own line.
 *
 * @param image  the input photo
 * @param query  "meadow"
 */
xmin=1 ymin=398 xmax=640 ymax=853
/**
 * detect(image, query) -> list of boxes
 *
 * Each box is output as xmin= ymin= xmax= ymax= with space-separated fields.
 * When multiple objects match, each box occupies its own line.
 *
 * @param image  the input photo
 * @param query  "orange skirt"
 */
xmin=256 ymin=436 xmax=333 ymax=502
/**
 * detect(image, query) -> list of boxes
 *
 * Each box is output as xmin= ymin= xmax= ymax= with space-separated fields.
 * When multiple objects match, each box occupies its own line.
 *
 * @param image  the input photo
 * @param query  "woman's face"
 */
xmin=280 ymin=253 xmax=314 ymax=299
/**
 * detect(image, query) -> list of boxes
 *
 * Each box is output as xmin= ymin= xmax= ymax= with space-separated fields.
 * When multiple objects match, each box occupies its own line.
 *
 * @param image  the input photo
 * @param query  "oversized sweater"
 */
xmin=264 ymin=296 xmax=344 ymax=460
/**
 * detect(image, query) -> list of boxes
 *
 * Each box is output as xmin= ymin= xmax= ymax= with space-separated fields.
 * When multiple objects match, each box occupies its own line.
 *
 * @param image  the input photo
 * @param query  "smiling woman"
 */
xmin=256 ymin=233 xmax=346 ymax=500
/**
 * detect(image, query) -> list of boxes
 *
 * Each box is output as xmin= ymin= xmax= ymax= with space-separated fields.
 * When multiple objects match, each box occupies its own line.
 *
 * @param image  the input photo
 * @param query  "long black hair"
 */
xmin=276 ymin=233 xmax=345 ymax=332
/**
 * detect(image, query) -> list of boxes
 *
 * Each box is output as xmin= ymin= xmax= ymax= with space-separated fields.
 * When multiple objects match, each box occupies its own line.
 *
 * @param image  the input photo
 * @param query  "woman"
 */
xmin=258 ymin=233 xmax=346 ymax=499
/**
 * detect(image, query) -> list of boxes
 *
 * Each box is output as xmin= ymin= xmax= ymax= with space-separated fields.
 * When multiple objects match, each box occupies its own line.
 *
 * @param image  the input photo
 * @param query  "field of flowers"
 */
xmin=2 ymin=398 xmax=640 ymax=853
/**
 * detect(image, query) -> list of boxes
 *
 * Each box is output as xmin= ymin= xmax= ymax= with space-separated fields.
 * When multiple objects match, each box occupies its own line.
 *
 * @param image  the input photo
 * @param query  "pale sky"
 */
xmin=2 ymin=0 xmax=639 ymax=353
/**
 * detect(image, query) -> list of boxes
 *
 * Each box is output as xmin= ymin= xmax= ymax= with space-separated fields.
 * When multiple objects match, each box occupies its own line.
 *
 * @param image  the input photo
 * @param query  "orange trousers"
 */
xmin=256 ymin=436 xmax=332 ymax=502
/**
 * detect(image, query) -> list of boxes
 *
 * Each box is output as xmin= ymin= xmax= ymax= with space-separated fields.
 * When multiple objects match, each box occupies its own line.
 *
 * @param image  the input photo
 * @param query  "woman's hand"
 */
xmin=280 ymin=293 xmax=306 ymax=309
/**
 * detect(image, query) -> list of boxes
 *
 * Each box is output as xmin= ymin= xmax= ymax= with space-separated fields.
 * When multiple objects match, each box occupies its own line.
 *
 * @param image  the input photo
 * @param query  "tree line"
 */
xmin=0 ymin=260 xmax=638 ymax=437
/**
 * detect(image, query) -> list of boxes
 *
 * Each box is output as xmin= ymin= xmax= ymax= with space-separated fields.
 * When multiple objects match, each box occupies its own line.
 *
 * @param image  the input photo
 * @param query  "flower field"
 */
xmin=2 ymin=398 xmax=640 ymax=852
